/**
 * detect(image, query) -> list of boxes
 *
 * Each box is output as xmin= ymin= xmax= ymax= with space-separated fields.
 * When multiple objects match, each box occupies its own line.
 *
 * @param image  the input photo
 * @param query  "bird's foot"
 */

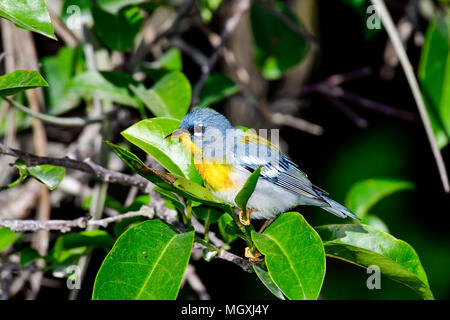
xmin=238 ymin=208 xmax=254 ymax=226
xmin=245 ymin=247 xmax=262 ymax=262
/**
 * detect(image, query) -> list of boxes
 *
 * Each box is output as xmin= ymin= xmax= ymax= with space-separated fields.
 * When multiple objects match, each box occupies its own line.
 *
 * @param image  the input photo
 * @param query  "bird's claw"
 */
xmin=238 ymin=208 xmax=252 ymax=226
xmin=245 ymin=247 xmax=262 ymax=262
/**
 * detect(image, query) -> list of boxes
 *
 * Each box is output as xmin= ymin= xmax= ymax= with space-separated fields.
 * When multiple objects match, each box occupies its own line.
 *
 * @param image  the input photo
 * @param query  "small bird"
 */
xmin=165 ymin=107 xmax=360 ymax=225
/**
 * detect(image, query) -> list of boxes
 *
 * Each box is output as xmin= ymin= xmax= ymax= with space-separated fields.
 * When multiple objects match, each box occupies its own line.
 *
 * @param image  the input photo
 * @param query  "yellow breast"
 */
xmin=195 ymin=160 xmax=237 ymax=191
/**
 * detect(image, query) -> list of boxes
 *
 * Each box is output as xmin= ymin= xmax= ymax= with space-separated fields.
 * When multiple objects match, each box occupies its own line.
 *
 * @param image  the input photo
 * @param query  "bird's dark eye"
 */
xmin=187 ymin=126 xmax=195 ymax=135
xmin=193 ymin=124 xmax=204 ymax=137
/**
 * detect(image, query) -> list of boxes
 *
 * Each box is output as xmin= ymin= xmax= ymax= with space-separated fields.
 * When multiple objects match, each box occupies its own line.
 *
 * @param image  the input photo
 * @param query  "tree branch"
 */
xmin=3 ymin=97 xmax=106 ymax=127
xmin=0 ymin=143 xmax=149 ymax=191
xmin=191 ymin=0 xmax=251 ymax=107
xmin=371 ymin=0 xmax=449 ymax=193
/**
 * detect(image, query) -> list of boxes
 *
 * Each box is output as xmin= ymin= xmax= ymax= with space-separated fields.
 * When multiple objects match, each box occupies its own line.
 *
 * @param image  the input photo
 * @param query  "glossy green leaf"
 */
xmin=316 ymin=224 xmax=433 ymax=300
xmin=140 ymin=48 xmax=183 ymax=81
xmin=130 ymin=71 xmax=191 ymax=120
xmin=361 ymin=214 xmax=389 ymax=233
xmin=92 ymin=220 xmax=195 ymax=300
xmin=197 ymin=73 xmax=240 ymax=107
xmin=250 ymin=1 xmax=308 ymax=80
xmin=93 ymin=5 xmax=143 ymax=52
xmin=106 ymin=142 xmax=233 ymax=214
xmin=121 ymin=117 xmax=202 ymax=184
xmin=28 ymin=165 xmax=65 ymax=190
xmin=217 ymin=213 xmax=237 ymax=244
xmin=47 ymin=230 xmax=114 ymax=267
xmin=154 ymin=187 xmax=185 ymax=214
xmin=345 ymin=178 xmax=414 ymax=218
xmin=193 ymin=205 xmax=224 ymax=223
xmin=68 ymin=70 xmax=140 ymax=107
xmin=41 ymin=46 xmax=85 ymax=115
xmin=0 ymin=228 xmax=21 ymax=252
xmin=20 ymin=247 xmax=40 ymax=267
xmin=235 ymin=166 xmax=262 ymax=212
xmin=252 ymin=264 xmax=285 ymax=300
xmin=0 ymin=70 xmax=48 ymax=97
xmin=418 ymin=14 xmax=450 ymax=149
xmin=252 ymin=212 xmax=326 ymax=300
xmin=0 ymin=0 xmax=56 ymax=40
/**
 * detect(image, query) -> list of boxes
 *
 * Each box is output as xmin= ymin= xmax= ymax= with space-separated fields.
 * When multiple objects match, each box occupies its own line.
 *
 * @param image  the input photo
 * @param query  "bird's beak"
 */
xmin=164 ymin=128 xmax=189 ymax=140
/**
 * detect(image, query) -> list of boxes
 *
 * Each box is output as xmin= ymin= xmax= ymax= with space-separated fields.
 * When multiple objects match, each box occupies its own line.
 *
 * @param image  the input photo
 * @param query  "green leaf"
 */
xmin=0 ymin=228 xmax=21 ymax=252
xmin=92 ymin=220 xmax=195 ymax=300
xmin=192 ymin=205 xmax=224 ymax=223
xmin=47 ymin=230 xmax=114 ymax=267
xmin=130 ymin=71 xmax=191 ymax=120
xmin=41 ymin=46 xmax=85 ymax=115
xmin=0 ymin=0 xmax=56 ymax=40
xmin=345 ymin=178 xmax=414 ymax=219
xmin=154 ymin=187 xmax=185 ymax=213
xmin=0 ymin=70 xmax=48 ymax=97
xmin=250 ymin=1 xmax=308 ymax=80
xmin=28 ymin=165 xmax=65 ymax=190
xmin=140 ymin=48 xmax=183 ymax=81
xmin=197 ymin=73 xmax=240 ymax=107
xmin=235 ymin=166 xmax=262 ymax=212
xmin=217 ymin=213 xmax=237 ymax=244
xmin=93 ymin=5 xmax=143 ymax=52
xmin=68 ymin=70 xmax=140 ymax=107
xmin=20 ymin=247 xmax=40 ymax=268
xmin=418 ymin=14 xmax=450 ymax=149
xmin=106 ymin=142 xmax=233 ymax=214
xmin=121 ymin=117 xmax=202 ymax=184
xmin=252 ymin=212 xmax=326 ymax=300
xmin=361 ymin=214 xmax=389 ymax=233
xmin=315 ymin=224 xmax=433 ymax=300
xmin=252 ymin=264 xmax=285 ymax=300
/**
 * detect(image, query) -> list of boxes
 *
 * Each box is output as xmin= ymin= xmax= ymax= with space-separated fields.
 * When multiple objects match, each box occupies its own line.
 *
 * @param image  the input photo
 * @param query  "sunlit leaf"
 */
xmin=0 ymin=0 xmax=56 ymax=40
xmin=252 ymin=212 xmax=326 ymax=300
xmin=92 ymin=220 xmax=194 ymax=300
xmin=140 ymin=48 xmax=183 ymax=81
xmin=0 ymin=228 xmax=21 ymax=252
xmin=68 ymin=70 xmax=140 ymax=107
xmin=316 ymin=224 xmax=434 ymax=300
xmin=0 ymin=70 xmax=48 ymax=97
xmin=418 ymin=14 xmax=450 ymax=149
xmin=47 ymin=230 xmax=114 ymax=267
xmin=345 ymin=178 xmax=414 ymax=219
xmin=121 ymin=117 xmax=202 ymax=184
xmin=130 ymin=71 xmax=191 ymax=120
xmin=235 ymin=166 xmax=262 ymax=212
xmin=28 ymin=165 xmax=65 ymax=190
xmin=106 ymin=142 xmax=233 ymax=214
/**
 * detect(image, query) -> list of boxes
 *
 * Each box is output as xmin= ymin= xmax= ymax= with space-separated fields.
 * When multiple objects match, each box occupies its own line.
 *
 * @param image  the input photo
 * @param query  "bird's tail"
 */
xmin=314 ymin=190 xmax=360 ymax=221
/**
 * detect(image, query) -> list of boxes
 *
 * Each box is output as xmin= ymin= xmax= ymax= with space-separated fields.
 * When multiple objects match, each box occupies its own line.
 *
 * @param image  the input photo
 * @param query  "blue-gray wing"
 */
xmin=235 ymin=142 xmax=324 ymax=201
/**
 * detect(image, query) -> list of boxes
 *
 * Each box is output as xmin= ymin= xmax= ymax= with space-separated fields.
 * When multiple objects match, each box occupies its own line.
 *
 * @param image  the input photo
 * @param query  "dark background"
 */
xmin=19 ymin=0 xmax=450 ymax=300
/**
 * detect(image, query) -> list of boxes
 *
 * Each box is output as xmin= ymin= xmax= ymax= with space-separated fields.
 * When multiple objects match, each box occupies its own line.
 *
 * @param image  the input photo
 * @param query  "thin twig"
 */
xmin=2 ymin=97 xmax=105 ymax=127
xmin=191 ymin=0 xmax=251 ymax=107
xmin=0 ymin=143 xmax=149 ymax=191
xmin=371 ymin=0 xmax=449 ymax=193
xmin=271 ymin=112 xmax=324 ymax=136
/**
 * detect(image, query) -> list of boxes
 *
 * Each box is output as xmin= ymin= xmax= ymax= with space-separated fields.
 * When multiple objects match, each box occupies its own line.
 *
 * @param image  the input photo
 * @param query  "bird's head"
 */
xmin=165 ymin=108 xmax=234 ymax=153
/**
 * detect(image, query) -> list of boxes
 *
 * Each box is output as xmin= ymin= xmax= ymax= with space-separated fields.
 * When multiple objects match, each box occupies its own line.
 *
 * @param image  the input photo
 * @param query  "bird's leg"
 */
xmin=245 ymin=247 xmax=262 ymax=262
xmin=238 ymin=208 xmax=254 ymax=226
xmin=258 ymin=218 xmax=274 ymax=233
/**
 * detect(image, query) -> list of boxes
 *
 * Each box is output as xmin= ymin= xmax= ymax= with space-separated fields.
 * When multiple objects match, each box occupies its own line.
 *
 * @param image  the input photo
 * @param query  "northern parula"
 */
xmin=166 ymin=107 xmax=360 ymax=225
